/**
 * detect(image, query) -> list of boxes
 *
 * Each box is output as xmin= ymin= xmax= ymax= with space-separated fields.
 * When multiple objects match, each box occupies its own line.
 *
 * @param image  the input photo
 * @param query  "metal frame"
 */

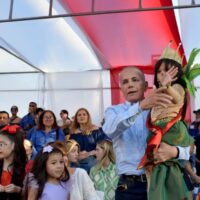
xmin=0 ymin=0 xmax=200 ymax=23
xmin=0 ymin=46 xmax=44 ymax=74
xmin=0 ymin=0 xmax=199 ymax=74
xmin=0 ymin=37 xmax=44 ymax=74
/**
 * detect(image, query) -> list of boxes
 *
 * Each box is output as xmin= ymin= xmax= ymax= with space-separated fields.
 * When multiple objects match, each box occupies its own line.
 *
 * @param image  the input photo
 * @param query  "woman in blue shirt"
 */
xmin=30 ymin=110 xmax=65 ymax=154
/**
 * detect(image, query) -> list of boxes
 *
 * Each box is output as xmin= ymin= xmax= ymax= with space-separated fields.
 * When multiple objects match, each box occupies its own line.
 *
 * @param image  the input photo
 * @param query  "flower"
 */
xmin=43 ymin=145 xmax=53 ymax=153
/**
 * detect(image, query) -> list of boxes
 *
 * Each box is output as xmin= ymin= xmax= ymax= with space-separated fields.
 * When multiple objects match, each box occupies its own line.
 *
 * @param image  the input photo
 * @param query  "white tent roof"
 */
xmin=0 ymin=0 xmax=101 ymax=73
xmin=0 ymin=0 xmax=200 ymax=123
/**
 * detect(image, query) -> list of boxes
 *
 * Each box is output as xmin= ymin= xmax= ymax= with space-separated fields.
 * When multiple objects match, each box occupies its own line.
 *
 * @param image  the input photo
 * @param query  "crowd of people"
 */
xmin=0 ymin=44 xmax=200 ymax=200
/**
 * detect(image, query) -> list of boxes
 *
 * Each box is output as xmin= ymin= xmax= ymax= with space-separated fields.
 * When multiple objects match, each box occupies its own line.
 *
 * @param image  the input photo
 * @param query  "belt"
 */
xmin=120 ymin=174 xmax=147 ymax=182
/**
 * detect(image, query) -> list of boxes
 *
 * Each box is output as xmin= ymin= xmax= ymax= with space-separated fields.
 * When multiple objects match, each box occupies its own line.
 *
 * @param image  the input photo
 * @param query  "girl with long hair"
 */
xmin=0 ymin=125 xmax=27 ymax=200
xmin=27 ymin=144 xmax=70 ymax=200
xmin=90 ymin=139 xmax=119 ymax=200
xmin=52 ymin=140 xmax=99 ymax=200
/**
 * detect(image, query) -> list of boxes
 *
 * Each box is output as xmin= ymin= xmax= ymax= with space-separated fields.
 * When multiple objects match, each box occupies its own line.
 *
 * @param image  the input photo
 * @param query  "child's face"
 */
xmin=0 ymin=134 xmax=14 ymax=159
xmin=46 ymin=152 xmax=65 ymax=182
xmin=67 ymin=146 xmax=79 ymax=163
xmin=60 ymin=112 xmax=68 ymax=120
xmin=157 ymin=62 xmax=169 ymax=83
xmin=95 ymin=144 xmax=105 ymax=162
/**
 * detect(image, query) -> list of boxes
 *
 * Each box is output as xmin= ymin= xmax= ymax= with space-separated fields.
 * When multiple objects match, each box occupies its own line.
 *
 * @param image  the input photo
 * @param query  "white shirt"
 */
xmin=70 ymin=168 xmax=100 ymax=200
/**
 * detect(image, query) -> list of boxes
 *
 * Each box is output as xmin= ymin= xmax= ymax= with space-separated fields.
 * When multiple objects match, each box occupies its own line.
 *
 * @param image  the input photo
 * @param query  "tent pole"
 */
xmin=1 ymin=3 xmax=200 ymax=23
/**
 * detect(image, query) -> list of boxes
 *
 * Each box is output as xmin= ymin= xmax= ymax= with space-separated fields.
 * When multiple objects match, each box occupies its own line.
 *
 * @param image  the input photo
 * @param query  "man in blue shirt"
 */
xmin=189 ymin=109 xmax=200 ymax=137
xmin=20 ymin=102 xmax=37 ymax=134
xmin=102 ymin=66 xmax=190 ymax=200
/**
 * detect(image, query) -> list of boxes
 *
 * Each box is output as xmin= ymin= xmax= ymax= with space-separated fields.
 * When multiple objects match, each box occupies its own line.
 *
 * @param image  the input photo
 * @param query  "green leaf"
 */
xmin=185 ymin=48 xmax=200 ymax=75
xmin=183 ymin=75 xmax=197 ymax=96
xmin=189 ymin=66 xmax=200 ymax=81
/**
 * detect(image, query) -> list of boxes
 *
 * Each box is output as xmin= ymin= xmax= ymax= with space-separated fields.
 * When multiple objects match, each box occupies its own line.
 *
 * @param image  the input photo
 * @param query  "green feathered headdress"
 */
xmin=181 ymin=48 xmax=200 ymax=97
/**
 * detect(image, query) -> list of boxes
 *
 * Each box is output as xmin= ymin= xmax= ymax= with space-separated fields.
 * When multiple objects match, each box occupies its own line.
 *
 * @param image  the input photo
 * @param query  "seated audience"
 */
xmin=29 ymin=110 xmax=65 ymax=154
xmin=70 ymin=108 xmax=105 ymax=173
xmin=9 ymin=106 xmax=21 ymax=125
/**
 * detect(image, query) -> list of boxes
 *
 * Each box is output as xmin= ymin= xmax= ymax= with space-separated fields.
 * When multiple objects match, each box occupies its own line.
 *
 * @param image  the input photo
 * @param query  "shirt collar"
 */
xmin=124 ymin=101 xmax=138 ymax=106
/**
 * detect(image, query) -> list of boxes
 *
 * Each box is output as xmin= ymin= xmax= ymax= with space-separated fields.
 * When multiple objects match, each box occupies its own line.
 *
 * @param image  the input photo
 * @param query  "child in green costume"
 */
xmin=138 ymin=44 xmax=195 ymax=200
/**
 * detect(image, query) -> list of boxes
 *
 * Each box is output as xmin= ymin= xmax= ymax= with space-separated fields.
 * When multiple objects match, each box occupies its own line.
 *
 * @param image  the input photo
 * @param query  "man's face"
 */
xmin=196 ymin=113 xmax=200 ymax=122
xmin=119 ymin=68 xmax=147 ymax=103
xmin=28 ymin=103 xmax=37 ymax=114
xmin=0 ymin=113 xmax=9 ymax=125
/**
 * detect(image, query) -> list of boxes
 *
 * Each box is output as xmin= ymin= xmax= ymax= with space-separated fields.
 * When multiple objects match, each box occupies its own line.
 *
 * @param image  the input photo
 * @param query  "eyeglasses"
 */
xmin=0 ymin=142 xmax=8 ymax=148
xmin=44 ymin=116 xmax=54 ymax=120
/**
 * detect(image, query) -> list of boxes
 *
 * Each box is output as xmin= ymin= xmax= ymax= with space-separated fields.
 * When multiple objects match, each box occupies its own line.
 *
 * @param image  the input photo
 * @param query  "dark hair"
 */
xmin=154 ymin=58 xmax=187 ymax=119
xmin=0 ymin=111 xmax=9 ymax=118
xmin=31 ymin=146 xmax=69 ymax=198
xmin=60 ymin=110 xmax=69 ymax=115
xmin=36 ymin=107 xmax=44 ymax=115
xmin=0 ymin=127 xmax=27 ymax=187
xmin=37 ymin=110 xmax=58 ymax=130
xmin=11 ymin=106 xmax=18 ymax=112
xmin=154 ymin=59 xmax=186 ymax=88
xmin=29 ymin=102 xmax=37 ymax=106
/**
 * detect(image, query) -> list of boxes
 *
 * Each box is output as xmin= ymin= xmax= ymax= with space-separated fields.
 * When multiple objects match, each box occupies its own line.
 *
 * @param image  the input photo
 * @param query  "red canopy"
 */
xmin=60 ymin=0 xmax=191 ymax=122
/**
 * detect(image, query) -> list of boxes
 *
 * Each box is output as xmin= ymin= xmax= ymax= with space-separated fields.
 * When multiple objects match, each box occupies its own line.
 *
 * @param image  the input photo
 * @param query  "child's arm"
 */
xmin=165 ymin=84 xmax=184 ymax=104
xmin=27 ymin=187 xmax=38 ymax=200
xmin=67 ymin=193 xmax=70 ymax=200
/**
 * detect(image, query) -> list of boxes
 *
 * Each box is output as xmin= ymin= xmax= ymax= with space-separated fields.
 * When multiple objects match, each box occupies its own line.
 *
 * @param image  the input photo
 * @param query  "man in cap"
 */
xmin=189 ymin=109 xmax=200 ymax=137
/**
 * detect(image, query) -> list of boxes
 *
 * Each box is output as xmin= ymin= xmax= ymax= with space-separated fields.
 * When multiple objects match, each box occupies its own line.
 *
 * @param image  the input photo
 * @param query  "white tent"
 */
xmin=0 ymin=0 xmax=200 ymax=124
xmin=0 ymin=0 xmax=111 ymax=124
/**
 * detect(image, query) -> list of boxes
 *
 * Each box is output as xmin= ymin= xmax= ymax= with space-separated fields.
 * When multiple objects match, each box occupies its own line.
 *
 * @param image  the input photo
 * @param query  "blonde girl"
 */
xmin=90 ymin=139 xmax=119 ymax=200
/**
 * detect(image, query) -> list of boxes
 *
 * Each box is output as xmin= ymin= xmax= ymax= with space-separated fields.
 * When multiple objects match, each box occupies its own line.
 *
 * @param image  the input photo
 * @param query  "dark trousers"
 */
xmin=115 ymin=175 xmax=147 ymax=200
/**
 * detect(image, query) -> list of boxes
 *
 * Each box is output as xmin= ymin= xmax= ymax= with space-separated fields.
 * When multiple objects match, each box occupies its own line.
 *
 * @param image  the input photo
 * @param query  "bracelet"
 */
xmin=175 ymin=147 xmax=180 ymax=159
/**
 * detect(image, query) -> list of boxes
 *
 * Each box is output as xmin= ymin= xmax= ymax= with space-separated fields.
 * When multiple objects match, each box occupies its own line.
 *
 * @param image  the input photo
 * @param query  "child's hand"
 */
xmin=89 ymin=150 xmax=96 ymax=156
xmin=4 ymin=184 xmax=21 ymax=193
xmin=162 ymin=66 xmax=178 ymax=87
xmin=0 ymin=184 xmax=5 ymax=192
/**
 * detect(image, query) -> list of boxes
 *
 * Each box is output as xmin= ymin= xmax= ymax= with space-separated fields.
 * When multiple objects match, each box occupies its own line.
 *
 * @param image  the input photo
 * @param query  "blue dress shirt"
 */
xmin=103 ymin=101 xmax=190 ymax=176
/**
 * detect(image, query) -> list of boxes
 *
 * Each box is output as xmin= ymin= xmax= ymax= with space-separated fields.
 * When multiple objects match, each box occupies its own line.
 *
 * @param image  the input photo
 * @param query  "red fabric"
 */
xmin=1 ymin=170 xmax=12 ymax=186
xmin=60 ymin=0 xmax=190 ymax=121
xmin=60 ymin=0 xmax=185 ymax=68
xmin=138 ymin=111 xmax=182 ymax=169
xmin=25 ymin=160 xmax=34 ymax=174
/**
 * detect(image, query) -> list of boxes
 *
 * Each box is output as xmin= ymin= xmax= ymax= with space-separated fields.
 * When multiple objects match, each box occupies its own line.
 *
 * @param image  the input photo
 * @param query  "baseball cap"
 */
xmin=193 ymin=109 xmax=200 ymax=114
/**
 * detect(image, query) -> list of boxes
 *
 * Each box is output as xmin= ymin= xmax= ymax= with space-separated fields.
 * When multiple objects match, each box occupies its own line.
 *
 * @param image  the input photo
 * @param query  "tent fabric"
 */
xmin=1 ymin=0 xmax=199 ymax=123
xmin=0 ymin=1 xmax=102 ymax=73
xmin=60 ymin=0 xmax=191 ymax=122
xmin=60 ymin=0 xmax=185 ymax=70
